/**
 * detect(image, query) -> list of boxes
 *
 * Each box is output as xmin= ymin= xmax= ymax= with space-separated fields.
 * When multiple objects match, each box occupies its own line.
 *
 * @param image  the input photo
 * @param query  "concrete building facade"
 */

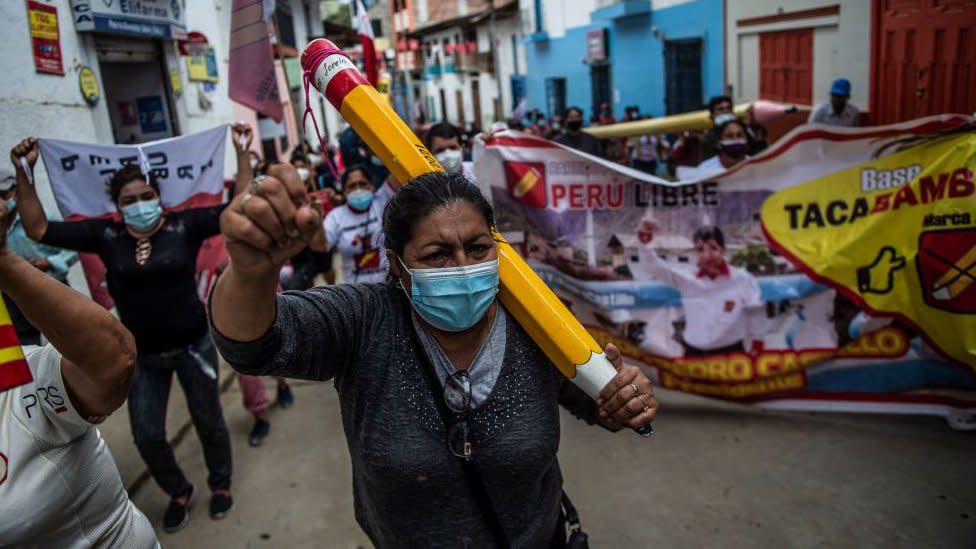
xmin=391 ymin=0 xmax=524 ymax=129
xmin=725 ymin=1 xmax=870 ymax=114
xmin=520 ymin=0 xmax=726 ymax=121
xmin=1 ymin=0 xmax=324 ymax=212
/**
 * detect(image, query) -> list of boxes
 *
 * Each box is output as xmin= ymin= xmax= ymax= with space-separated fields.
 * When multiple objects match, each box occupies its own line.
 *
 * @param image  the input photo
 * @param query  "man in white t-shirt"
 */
xmin=0 ymin=200 xmax=157 ymax=547
xmin=632 ymin=220 xmax=765 ymax=355
xmin=324 ymin=165 xmax=399 ymax=284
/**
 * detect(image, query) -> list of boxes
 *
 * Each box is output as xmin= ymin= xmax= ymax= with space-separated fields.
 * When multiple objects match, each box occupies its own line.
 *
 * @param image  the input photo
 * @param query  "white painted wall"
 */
xmin=540 ymin=0 xmax=598 ymax=39
xmin=727 ymin=0 xmax=870 ymax=111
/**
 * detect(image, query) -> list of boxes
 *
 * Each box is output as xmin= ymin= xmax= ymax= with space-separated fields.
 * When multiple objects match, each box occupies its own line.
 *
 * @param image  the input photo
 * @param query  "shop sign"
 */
xmin=586 ymin=29 xmax=607 ymax=61
xmin=136 ymin=96 xmax=167 ymax=134
xmin=28 ymin=1 xmax=64 ymax=75
xmin=169 ymin=69 xmax=183 ymax=98
xmin=78 ymin=66 xmax=100 ymax=105
xmin=178 ymin=31 xmax=209 ymax=56
xmin=186 ymin=46 xmax=218 ymax=83
xmin=70 ymin=0 xmax=187 ymax=39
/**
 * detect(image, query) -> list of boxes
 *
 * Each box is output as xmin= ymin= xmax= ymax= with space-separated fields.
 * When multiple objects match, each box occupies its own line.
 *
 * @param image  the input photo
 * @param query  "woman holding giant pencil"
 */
xmin=210 ymin=164 xmax=658 ymax=547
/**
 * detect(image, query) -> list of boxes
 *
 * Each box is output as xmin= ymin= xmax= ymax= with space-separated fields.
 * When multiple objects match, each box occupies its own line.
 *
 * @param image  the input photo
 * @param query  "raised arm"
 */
xmin=10 ymin=138 xmax=48 ymax=241
xmin=0 ymin=202 xmax=135 ymax=418
xmin=210 ymin=163 xmax=327 ymax=343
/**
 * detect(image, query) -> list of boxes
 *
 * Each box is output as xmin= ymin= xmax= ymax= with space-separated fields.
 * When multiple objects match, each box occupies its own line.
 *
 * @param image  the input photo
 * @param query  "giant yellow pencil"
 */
xmin=302 ymin=39 xmax=650 ymax=434
xmin=584 ymin=99 xmax=796 ymax=139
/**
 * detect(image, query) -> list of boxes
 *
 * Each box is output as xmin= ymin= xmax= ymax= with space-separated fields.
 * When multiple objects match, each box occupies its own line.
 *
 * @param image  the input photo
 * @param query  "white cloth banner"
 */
xmin=38 ymin=125 xmax=228 ymax=219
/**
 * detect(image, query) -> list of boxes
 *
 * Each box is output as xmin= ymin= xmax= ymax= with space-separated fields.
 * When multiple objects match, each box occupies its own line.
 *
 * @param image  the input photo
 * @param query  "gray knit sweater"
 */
xmin=211 ymin=283 xmax=601 ymax=548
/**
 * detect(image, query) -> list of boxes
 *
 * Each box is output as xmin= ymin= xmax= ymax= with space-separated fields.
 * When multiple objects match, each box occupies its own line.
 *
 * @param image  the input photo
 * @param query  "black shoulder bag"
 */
xmin=410 ymin=324 xmax=589 ymax=549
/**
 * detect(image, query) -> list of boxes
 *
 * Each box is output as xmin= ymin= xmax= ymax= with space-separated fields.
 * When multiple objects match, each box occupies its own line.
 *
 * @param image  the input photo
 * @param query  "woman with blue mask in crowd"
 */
xmin=9 ymin=126 xmax=253 ymax=533
xmin=322 ymin=165 xmax=400 ymax=284
xmin=210 ymin=167 xmax=658 ymax=547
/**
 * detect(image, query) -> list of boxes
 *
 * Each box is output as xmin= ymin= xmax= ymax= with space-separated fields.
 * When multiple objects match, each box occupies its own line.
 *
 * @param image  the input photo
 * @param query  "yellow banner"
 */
xmin=763 ymin=131 xmax=976 ymax=368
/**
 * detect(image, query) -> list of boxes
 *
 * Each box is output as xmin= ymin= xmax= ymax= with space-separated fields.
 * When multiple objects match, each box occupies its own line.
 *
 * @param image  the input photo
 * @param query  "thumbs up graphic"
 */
xmin=856 ymin=246 xmax=906 ymax=294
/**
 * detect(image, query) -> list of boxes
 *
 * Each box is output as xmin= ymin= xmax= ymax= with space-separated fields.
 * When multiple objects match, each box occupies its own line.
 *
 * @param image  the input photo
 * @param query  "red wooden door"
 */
xmin=759 ymin=29 xmax=814 ymax=105
xmin=873 ymin=0 xmax=976 ymax=124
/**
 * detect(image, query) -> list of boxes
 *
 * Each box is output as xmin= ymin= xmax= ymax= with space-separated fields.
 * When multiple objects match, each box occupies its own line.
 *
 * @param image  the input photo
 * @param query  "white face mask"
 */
xmin=435 ymin=149 xmax=463 ymax=174
xmin=296 ymin=167 xmax=311 ymax=181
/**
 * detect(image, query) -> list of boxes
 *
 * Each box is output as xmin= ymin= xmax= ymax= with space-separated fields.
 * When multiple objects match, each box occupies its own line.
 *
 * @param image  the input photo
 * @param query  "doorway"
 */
xmin=872 ymin=0 xmax=976 ymax=124
xmin=664 ymin=38 xmax=705 ymax=114
xmin=95 ymin=36 xmax=178 ymax=144
xmin=589 ymin=63 xmax=612 ymax=118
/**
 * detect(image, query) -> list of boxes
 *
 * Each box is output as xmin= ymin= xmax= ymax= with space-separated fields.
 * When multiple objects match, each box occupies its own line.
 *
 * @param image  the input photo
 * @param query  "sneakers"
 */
xmin=248 ymin=418 xmax=271 ymax=447
xmin=210 ymin=489 xmax=234 ymax=520
xmin=277 ymin=383 xmax=295 ymax=409
xmin=163 ymin=484 xmax=195 ymax=533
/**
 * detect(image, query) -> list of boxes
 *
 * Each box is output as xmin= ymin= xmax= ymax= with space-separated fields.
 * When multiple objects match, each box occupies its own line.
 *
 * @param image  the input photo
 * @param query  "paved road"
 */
xmin=112 ymin=373 xmax=976 ymax=548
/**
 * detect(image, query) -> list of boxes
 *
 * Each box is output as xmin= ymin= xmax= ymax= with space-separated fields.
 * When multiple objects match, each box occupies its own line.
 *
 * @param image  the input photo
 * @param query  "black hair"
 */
xmin=423 ymin=121 xmax=461 ymax=150
xmin=290 ymin=152 xmax=309 ymax=165
xmin=564 ymin=106 xmax=584 ymax=118
xmin=693 ymin=226 xmax=725 ymax=249
xmin=106 ymin=164 xmax=159 ymax=204
xmin=716 ymin=117 xmax=749 ymax=140
xmin=383 ymin=171 xmax=495 ymax=257
xmin=341 ymin=164 xmax=374 ymax=187
xmin=707 ymin=95 xmax=733 ymax=114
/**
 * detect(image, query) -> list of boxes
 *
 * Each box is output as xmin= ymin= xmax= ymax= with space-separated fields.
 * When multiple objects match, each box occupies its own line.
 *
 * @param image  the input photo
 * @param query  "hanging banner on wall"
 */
xmin=27 ymin=1 xmax=64 ymax=75
xmin=186 ymin=46 xmax=219 ymax=83
xmin=36 ymin=126 xmax=228 ymax=307
xmin=473 ymin=115 xmax=976 ymax=418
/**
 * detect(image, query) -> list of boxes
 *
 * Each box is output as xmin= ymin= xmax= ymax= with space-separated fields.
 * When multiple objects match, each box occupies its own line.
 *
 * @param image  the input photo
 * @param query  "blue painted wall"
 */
xmin=525 ymin=0 xmax=724 ymax=120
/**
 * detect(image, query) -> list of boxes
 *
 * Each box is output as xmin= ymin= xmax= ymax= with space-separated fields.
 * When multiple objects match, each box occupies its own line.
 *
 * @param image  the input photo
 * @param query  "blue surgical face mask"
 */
xmin=346 ymin=189 xmax=374 ymax=212
xmin=5 ymin=198 xmax=15 ymax=213
xmin=398 ymin=257 xmax=499 ymax=332
xmin=122 ymin=198 xmax=163 ymax=231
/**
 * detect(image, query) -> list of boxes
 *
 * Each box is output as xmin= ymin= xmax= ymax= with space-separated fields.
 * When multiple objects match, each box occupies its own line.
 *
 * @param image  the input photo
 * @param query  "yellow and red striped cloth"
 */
xmin=0 ymin=299 xmax=29 ymax=391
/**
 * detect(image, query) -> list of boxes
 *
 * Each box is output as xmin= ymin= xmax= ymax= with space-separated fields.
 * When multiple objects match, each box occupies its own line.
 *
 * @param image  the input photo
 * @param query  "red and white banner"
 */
xmin=474 ymin=115 xmax=976 ymax=419
xmin=355 ymin=0 xmax=378 ymax=86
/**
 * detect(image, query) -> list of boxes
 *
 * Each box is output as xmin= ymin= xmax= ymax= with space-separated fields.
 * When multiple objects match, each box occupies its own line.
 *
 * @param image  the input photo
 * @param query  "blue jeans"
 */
xmin=128 ymin=333 xmax=232 ymax=496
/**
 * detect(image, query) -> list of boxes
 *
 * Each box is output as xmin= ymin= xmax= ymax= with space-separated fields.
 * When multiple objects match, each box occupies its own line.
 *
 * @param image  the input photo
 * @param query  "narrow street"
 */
xmin=100 ymin=370 xmax=976 ymax=548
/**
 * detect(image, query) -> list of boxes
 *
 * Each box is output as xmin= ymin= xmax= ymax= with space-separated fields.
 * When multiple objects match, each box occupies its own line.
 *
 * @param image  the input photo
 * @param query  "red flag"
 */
xmin=229 ymin=0 xmax=283 ymax=122
xmin=355 ymin=0 xmax=378 ymax=87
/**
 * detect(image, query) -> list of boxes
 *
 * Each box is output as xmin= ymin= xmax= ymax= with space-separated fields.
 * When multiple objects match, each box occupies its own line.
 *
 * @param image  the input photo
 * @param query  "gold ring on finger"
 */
xmin=630 ymin=382 xmax=641 ymax=397
xmin=636 ymin=394 xmax=650 ymax=408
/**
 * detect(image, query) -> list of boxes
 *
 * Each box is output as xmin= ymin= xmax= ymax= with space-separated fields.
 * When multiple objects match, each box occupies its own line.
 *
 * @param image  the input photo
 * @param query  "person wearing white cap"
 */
xmin=0 ymin=170 xmax=77 ymax=345
xmin=808 ymin=78 xmax=859 ymax=127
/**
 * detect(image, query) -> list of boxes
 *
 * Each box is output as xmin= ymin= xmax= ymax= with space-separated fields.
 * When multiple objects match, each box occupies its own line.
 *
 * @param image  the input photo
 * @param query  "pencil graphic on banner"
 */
xmin=301 ymin=39 xmax=651 ymax=436
xmin=0 ymin=298 xmax=30 ymax=391
xmin=513 ymin=168 xmax=540 ymax=199
xmin=931 ymin=243 xmax=976 ymax=300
